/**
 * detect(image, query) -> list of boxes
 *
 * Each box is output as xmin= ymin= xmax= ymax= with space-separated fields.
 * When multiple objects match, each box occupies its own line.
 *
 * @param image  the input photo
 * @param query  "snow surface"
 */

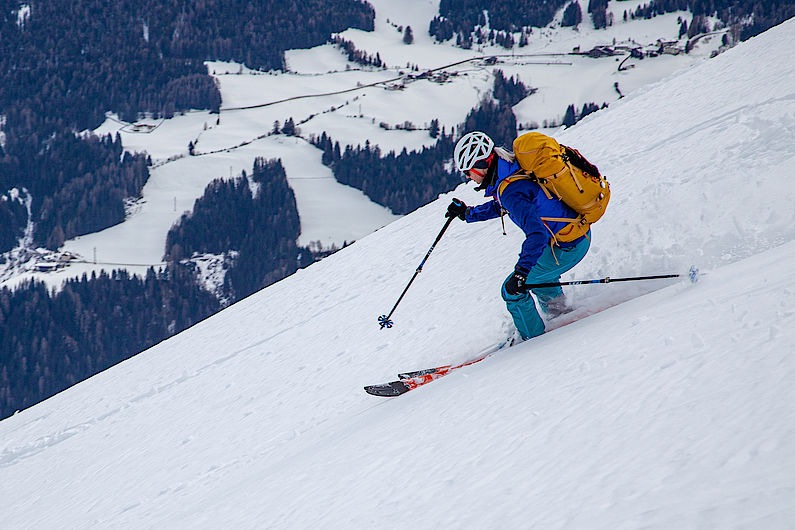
xmin=1 ymin=0 xmax=725 ymax=290
xmin=15 ymin=4 xmax=30 ymax=28
xmin=1 ymin=18 xmax=794 ymax=528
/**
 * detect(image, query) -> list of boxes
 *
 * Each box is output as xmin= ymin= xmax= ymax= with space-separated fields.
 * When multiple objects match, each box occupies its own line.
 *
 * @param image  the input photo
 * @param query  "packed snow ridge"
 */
xmin=1 ymin=17 xmax=794 ymax=530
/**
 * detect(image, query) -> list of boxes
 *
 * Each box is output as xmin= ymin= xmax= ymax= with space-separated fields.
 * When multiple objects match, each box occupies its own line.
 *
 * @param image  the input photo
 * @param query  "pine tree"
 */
xmin=563 ymin=105 xmax=577 ymax=127
xmin=282 ymin=118 xmax=296 ymax=136
xmin=561 ymin=1 xmax=583 ymax=27
xmin=403 ymin=26 xmax=414 ymax=44
xmin=429 ymin=119 xmax=440 ymax=139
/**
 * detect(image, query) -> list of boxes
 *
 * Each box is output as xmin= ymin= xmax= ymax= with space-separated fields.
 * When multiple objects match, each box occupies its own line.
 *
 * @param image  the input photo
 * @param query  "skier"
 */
xmin=446 ymin=131 xmax=592 ymax=342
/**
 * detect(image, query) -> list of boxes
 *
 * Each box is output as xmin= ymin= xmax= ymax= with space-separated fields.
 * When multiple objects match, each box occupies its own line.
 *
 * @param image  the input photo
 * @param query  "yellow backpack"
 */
xmin=498 ymin=132 xmax=610 ymax=243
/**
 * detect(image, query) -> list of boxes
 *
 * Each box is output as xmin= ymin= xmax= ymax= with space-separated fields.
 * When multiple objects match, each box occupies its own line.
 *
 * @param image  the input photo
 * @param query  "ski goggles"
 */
xmin=463 ymin=155 xmax=493 ymax=177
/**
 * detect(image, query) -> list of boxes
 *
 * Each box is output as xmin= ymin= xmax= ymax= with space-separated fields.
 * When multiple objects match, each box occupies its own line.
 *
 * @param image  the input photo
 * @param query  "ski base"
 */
xmin=365 ymin=370 xmax=449 ymax=397
xmin=364 ymin=380 xmax=412 ymax=397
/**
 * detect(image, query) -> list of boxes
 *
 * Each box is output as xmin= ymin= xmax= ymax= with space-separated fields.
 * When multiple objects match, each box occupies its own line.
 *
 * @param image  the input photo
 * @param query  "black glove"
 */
xmin=446 ymin=198 xmax=467 ymax=220
xmin=504 ymin=267 xmax=528 ymax=296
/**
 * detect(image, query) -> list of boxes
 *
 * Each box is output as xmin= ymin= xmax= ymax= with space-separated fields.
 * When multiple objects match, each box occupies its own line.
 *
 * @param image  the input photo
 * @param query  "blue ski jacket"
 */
xmin=464 ymin=158 xmax=587 ymax=271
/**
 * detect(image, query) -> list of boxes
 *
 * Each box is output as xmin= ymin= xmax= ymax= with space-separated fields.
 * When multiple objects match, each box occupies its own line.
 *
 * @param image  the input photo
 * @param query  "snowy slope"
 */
xmin=1 ymin=18 xmax=794 ymax=529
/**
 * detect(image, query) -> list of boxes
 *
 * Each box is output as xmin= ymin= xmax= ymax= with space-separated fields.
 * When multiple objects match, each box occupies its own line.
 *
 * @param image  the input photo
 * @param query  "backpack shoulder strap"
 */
xmin=497 ymin=172 xmax=553 ymax=201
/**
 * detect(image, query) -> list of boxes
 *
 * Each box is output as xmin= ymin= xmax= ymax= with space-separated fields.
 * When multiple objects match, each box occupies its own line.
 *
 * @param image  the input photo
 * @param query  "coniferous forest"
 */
xmin=311 ymin=99 xmax=516 ymax=216
xmin=429 ymin=0 xmax=791 ymax=43
xmin=461 ymin=70 xmax=525 ymax=147
xmin=0 ymin=191 xmax=27 ymax=255
xmin=0 ymin=268 xmax=220 ymax=419
xmin=166 ymin=158 xmax=314 ymax=302
xmin=0 ymin=0 xmax=373 ymax=419
xmin=0 ymin=0 xmax=375 ymax=253
xmin=312 ymin=133 xmax=462 ymax=215
xmin=0 ymin=156 xmax=314 ymax=419
xmin=430 ymin=0 xmax=569 ymax=44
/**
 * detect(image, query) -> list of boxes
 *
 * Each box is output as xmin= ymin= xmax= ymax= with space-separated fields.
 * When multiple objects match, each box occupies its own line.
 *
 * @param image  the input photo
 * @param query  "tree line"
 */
xmin=429 ymin=0 xmax=568 ymax=44
xmin=493 ymin=70 xmax=534 ymax=108
xmin=309 ymin=70 xmax=525 ymax=214
xmin=0 ymin=267 xmax=220 ymax=420
xmin=165 ymin=158 xmax=313 ymax=302
xmin=311 ymin=133 xmax=462 ymax=216
xmin=619 ymin=0 xmax=791 ymax=38
xmin=428 ymin=0 xmax=790 ymax=45
xmin=0 ymin=0 xmax=374 ymax=254
xmin=1 ymin=132 xmax=150 ymax=250
xmin=563 ymin=102 xmax=609 ymax=127
xmin=461 ymin=98 xmax=519 ymax=149
xmin=562 ymin=2 xmax=584 ymax=27
xmin=0 ymin=192 xmax=28 ymax=255
xmin=0 ymin=0 xmax=373 ymax=419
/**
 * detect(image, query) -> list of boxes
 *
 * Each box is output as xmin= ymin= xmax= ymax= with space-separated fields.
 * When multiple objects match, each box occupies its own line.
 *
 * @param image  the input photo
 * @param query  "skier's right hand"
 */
xmin=446 ymin=198 xmax=467 ymax=220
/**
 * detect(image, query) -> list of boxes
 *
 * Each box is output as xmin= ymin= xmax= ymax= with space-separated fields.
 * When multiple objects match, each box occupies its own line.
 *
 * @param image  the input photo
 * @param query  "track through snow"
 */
xmin=1 ymin=18 xmax=795 ymax=529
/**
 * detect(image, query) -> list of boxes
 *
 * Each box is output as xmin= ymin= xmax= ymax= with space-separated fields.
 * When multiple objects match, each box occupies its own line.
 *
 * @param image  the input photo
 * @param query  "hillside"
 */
xmin=2 ymin=0 xmax=749 ymax=425
xmin=1 ymin=17 xmax=794 ymax=528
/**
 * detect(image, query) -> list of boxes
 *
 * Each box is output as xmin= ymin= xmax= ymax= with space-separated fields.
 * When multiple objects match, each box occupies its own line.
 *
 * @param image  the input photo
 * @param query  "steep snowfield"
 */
xmin=1 ymin=18 xmax=794 ymax=528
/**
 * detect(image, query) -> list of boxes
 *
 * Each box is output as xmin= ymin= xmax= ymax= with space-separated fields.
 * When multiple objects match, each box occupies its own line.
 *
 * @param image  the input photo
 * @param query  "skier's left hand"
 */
xmin=504 ymin=267 xmax=528 ymax=295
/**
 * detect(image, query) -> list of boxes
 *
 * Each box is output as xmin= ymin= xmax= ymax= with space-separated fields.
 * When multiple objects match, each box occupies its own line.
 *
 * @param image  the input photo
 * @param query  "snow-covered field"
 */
xmin=1 ymin=17 xmax=793 ymax=529
xmin=1 ymin=0 xmax=725 ymax=290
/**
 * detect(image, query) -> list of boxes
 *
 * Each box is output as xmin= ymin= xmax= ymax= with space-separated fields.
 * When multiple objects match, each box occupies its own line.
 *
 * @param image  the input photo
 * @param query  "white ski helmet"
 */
xmin=454 ymin=131 xmax=495 ymax=172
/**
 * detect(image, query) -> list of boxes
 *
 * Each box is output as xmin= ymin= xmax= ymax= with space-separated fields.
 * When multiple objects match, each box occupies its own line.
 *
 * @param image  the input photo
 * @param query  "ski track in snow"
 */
xmin=1 ymin=10 xmax=794 ymax=530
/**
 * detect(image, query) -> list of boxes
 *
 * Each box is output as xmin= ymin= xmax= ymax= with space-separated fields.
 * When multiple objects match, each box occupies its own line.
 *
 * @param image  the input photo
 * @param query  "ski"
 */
xmin=363 ymin=379 xmax=413 ymax=397
xmin=364 ymin=340 xmax=510 ymax=397
xmin=398 ymin=366 xmax=450 ymax=380
xmin=365 ymin=362 xmax=471 ymax=397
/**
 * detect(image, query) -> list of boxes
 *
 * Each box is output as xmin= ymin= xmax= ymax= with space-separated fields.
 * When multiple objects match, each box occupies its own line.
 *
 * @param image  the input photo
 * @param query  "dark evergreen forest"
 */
xmin=429 ymin=0 xmax=792 ymax=44
xmin=0 ymin=192 xmax=27 ymax=255
xmin=166 ymin=158 xmax=313 ymax=302
xmin=312 ymin=133 xmax=462 ymax=215
xmin=0 ymin=0 xmax=373 ymax=419
xmin=0 ymin=0 xmax=374 ymax=253
xmin=310 ymin=70 xmax=525 ymax=214
xmin=563 ymin=102 xmax=608 ymax=127
xmin=625 ymin=0 xmax=792 ymax=40
xmin=462 ymin=99 xmax=518 ymax=149
xmin=561 ymin=1 xmax=584 ymax=27
xmin=492 ymin=70 xmax=533 ymax=110
xmin=430 ymin=0 xmax=568 ymax=44
xmin=0 ymin=267 xmax=220 ymax=419
xmin=1 ymin=133 xmax=151 ymax=249
xmin=462 ymin=70 xmax=525 ymax=147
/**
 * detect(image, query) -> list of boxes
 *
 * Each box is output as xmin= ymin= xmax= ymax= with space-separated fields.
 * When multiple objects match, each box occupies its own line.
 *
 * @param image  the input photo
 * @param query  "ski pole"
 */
xmin=379 ymin=215 xmax=456 ymax=329
xmin=522 ymin=267 xmax=699 ymax=291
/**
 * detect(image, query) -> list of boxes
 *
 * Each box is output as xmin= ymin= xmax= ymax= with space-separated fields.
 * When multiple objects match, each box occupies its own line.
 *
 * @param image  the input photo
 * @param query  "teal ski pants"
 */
xmin=501 ymin=235 xmax=591 ymax=340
